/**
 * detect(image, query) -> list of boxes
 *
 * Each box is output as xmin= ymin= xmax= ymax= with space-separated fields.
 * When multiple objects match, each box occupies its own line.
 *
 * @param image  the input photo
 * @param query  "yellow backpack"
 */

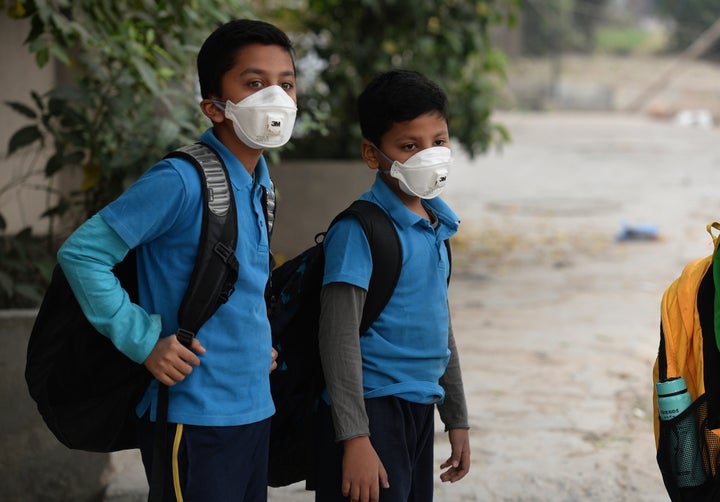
xmin=654 ymin=223 xmax=720 ymax=500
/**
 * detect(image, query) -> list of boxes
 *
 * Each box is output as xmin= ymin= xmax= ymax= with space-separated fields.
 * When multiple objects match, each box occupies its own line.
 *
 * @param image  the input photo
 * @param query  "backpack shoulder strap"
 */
xmin=444 ymin=238 xmax=452 ymax=284
xmin=163 ymin=142 xmax=239 ymax=345
xmin=149 ymin=143 xmax=240 ymax=501
xmin=263 ymin=179 xmax=277 ymax=273
xmin=263 ymin=179 xmax=276 ymax=241
xmin=329 ymin=200 xmax=402 ymax=333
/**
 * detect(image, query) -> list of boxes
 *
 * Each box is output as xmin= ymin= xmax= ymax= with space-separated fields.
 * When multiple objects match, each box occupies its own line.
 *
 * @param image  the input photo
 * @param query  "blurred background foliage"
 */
xmin=2 ymin=0 xmax=720 ymax=307
xmin=267 ymin=0 xmax=518 ymax=159
xmin=0 ymin=0 xmax=519 ymax=306
xmin=3 ymin=0 xmax=255 ymax=222
xmin=0 ymin=0 xmax=256 ymax=306
xmin=657 ymin=0 xmax=720 ymax=56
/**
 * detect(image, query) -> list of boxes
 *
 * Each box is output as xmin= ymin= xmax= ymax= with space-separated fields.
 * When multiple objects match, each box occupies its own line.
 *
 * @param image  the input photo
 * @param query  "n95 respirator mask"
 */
xmin=213 ymin=85 xmax=297 ymax=149
xmin=377 ymin=146 xmax=452 ymax=199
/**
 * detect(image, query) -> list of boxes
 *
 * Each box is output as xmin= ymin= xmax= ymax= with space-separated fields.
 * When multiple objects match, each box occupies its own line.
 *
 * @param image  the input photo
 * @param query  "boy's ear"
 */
xmin=361 ymin=140 xmax=381 ymax=170
xmin=200 ymin=98 xmax=226 ymax=124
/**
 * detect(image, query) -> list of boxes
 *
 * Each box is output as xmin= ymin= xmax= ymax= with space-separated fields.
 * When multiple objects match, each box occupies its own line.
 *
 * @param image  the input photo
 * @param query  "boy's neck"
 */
xmin=380 ymin=174 xmax=430 ymax=219
xmin=404 ymin=197 xmax=430 ymax=220
xmin=214 ymin=124 xmax=262 ymax=175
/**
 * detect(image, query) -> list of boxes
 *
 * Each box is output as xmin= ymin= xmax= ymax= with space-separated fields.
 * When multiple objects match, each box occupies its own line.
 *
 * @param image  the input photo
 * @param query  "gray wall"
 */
xmin=0 ymin=310 xmax=110 ymax=502
xmin=268 ymin=159 xmax=375 ymax=261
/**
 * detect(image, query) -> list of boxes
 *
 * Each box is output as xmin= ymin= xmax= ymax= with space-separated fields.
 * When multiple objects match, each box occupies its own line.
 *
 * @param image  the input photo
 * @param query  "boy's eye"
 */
xmin=281 ymin=82 xmax=294 ymax=91
xmin=434 ymin=139 xmax=447 ymax=146
xmin=401 ymin=144 xmax=417 ymax=152
xmin=248 ymin=81 xmax=263 ymax=88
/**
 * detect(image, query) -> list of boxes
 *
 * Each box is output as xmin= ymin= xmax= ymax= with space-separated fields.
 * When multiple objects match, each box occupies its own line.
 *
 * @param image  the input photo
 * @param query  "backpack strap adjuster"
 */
xmin=214 ymin=242 xmax=238 ymax=267
xmin=218 ymin=285 xmax=235 ymax=304
xmin=176 ymin=328 xmax=195 ymax=348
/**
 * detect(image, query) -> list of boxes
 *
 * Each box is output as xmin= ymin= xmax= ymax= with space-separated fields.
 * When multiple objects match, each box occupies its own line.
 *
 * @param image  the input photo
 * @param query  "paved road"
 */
xmin=432 ymin=111 xmax=717 ymax=501
xmin=109 ymin=111 xmax=720 ymax=501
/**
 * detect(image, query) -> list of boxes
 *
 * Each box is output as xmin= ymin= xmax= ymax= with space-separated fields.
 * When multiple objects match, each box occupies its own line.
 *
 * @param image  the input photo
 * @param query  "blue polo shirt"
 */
xmin=322 ymin=174 xmax=459 ymax=404
xmin=99 ymin=128 xmax=275 ymax=426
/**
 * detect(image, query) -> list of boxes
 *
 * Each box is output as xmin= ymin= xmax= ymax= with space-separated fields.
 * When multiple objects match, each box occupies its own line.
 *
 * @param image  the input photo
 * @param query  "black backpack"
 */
xmin=267 ymin=199 xmax=405 ymax=488
xmin=25 ymin=142 xmax=275 ymax=452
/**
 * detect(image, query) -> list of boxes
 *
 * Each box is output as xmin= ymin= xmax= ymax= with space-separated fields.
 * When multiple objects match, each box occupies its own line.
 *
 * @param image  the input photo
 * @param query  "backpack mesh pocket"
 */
xmin=657 ymin=394 xmax=720 ymax=501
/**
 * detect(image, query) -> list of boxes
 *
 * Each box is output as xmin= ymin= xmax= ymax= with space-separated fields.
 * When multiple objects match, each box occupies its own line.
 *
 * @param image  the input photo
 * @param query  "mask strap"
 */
xmin=371 ymin=144 xmax=397 ymax=173
xmin=211 ymin=99 xmax=226 ymax=111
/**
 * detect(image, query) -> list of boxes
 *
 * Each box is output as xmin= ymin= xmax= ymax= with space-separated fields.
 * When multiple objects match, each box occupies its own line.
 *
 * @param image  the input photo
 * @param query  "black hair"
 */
xmin=357 ymin=70 xmax=449 ymax=147
xmin=197 ymin=19 xmax=295 ymax=99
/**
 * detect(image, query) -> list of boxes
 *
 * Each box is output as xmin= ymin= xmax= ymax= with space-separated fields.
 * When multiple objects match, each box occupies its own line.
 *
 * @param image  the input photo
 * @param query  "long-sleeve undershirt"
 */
xmin=318 ymin=281 xmax=469 ymax=442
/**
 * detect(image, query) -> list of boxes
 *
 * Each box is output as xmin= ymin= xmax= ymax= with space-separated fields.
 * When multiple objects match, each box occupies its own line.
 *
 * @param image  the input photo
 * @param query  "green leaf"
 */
xmin=44 ymin=153 xmax=64 ymax=176
xmin=35 ymin=46 xmax=49 ymax=67
xmin=41 ymin=198 xmax=71 ymax=219
xmin=26 ymin=15 xmax=44 ymax=43
xmin=48 ymin=85 xmax=85 ymax=102
xmin=5 ymin=101 xmax=38 ymax=119
xmin=64 ymin=150 xmax=85 ymax=166
xmin=31 ymin=91 xmax=44 ymax=112
xmin=15 ymin=227 xmax=33 ymax=241
xmin=132 ymin=56 xmax=160 ymax=94
xmin=7 ymin=125 xmax=42 ymax=156
xmin=50 ymin=44 xmax=70 ymax=65
xmin=35 ymin=257 xmax=56 ymax=283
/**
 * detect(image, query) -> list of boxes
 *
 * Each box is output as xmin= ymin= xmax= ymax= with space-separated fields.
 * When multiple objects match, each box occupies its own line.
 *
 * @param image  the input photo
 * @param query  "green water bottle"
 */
xmin=656 ymin=376 xmax=707 ymax=487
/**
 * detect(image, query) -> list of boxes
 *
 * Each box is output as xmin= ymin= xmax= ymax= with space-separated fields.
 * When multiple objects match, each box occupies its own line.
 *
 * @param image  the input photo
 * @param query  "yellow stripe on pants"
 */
xmin=173 ymin=424 xmax=184 ymax=502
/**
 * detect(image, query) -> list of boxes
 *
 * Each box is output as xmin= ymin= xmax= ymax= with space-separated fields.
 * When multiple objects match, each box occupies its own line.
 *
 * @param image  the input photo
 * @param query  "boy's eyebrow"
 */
xmin=396 ymin=130 xmax=449 ymax=142
xmin=239 ymin=67 xmax=296 ymax=78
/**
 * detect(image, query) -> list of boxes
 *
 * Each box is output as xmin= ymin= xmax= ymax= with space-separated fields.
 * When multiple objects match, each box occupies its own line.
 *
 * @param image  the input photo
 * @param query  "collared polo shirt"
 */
xmin=100 ymin=128 xmax=275 ymax=426
xmin=322 ymin=174 xmax=460 ymax=404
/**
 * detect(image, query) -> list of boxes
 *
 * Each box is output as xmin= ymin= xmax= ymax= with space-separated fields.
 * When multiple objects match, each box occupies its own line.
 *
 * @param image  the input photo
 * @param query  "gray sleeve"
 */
xmin=318 ymin=281 xmax=370 ymax=442
xmin=437 ymin=311 xmax=470 ymax=430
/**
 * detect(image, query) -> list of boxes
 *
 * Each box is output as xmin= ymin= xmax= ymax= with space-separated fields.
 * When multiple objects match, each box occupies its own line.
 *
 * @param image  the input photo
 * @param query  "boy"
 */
xmin=57 ymin=19 xmax=296 ymax=501
xmin=316 ymin=70 xmax=471 ymax=502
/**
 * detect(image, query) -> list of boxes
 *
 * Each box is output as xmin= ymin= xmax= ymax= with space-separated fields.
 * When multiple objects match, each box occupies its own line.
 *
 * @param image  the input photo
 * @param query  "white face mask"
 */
xmin=213 ymin=85 xmax=297 ymax=149
xmin=377 ymin=146 xmax=452 ymax=199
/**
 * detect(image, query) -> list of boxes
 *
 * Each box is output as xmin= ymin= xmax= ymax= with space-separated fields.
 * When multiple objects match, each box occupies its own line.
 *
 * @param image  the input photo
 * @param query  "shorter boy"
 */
xmin=316 ymin=70 xmax=470 ymax=502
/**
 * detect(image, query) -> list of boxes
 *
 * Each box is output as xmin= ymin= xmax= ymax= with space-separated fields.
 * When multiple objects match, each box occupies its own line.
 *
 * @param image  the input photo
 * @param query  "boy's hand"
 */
xmin=342 ymin=436 xmax=389 ymax=502
xmin=144 ymin=334 xmax=206 ymax=386
xmin=440 ymin=428 xmax=470 ymax=483
xmin=270 ymin=347 xmax=278 ymax=373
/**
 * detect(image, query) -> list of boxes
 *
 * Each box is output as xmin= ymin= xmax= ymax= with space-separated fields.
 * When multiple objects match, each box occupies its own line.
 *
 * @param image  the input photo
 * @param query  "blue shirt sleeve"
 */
xmin=57 ymin=214 xmax=161 ymax=363
xmin=323 ymin=216 xmax=374 ymax=290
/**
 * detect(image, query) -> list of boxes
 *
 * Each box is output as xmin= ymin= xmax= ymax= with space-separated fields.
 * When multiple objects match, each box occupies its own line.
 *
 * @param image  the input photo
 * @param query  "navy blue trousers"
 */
xmin=138 ymin=413 xmax=271 ymax=502
xmin=314 ymin=396 xmax=435 ymax=502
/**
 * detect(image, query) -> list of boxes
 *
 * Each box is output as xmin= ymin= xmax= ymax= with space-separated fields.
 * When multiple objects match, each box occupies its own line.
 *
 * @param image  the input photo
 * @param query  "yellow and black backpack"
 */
xmin=654 ymin=222 xmax=720 ymax=500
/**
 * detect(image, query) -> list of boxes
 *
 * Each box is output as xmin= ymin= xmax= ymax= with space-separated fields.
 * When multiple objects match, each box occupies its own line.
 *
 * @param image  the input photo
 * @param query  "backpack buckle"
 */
xmin=214 ymin=242 xmax=239 ymax=276
xmin=214 ymin=242 xmax=234 ymax=263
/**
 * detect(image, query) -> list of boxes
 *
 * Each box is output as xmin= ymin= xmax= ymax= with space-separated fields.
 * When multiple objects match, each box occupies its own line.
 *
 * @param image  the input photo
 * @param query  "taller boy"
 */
xmin=57 ymin=20 xmax=296 ymax=501
xmin=316 ymin=70 xmax=471 ymax=502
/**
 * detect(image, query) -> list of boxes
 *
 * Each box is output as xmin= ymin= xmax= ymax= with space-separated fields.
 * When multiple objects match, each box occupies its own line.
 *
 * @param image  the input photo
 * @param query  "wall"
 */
xmin=0 ymin=310 xmax=110 ymax=501
xmin=268 ymin=159 xmax=375 ymax=261
xmin=0 ymin=16 xmax=57 ymax=235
